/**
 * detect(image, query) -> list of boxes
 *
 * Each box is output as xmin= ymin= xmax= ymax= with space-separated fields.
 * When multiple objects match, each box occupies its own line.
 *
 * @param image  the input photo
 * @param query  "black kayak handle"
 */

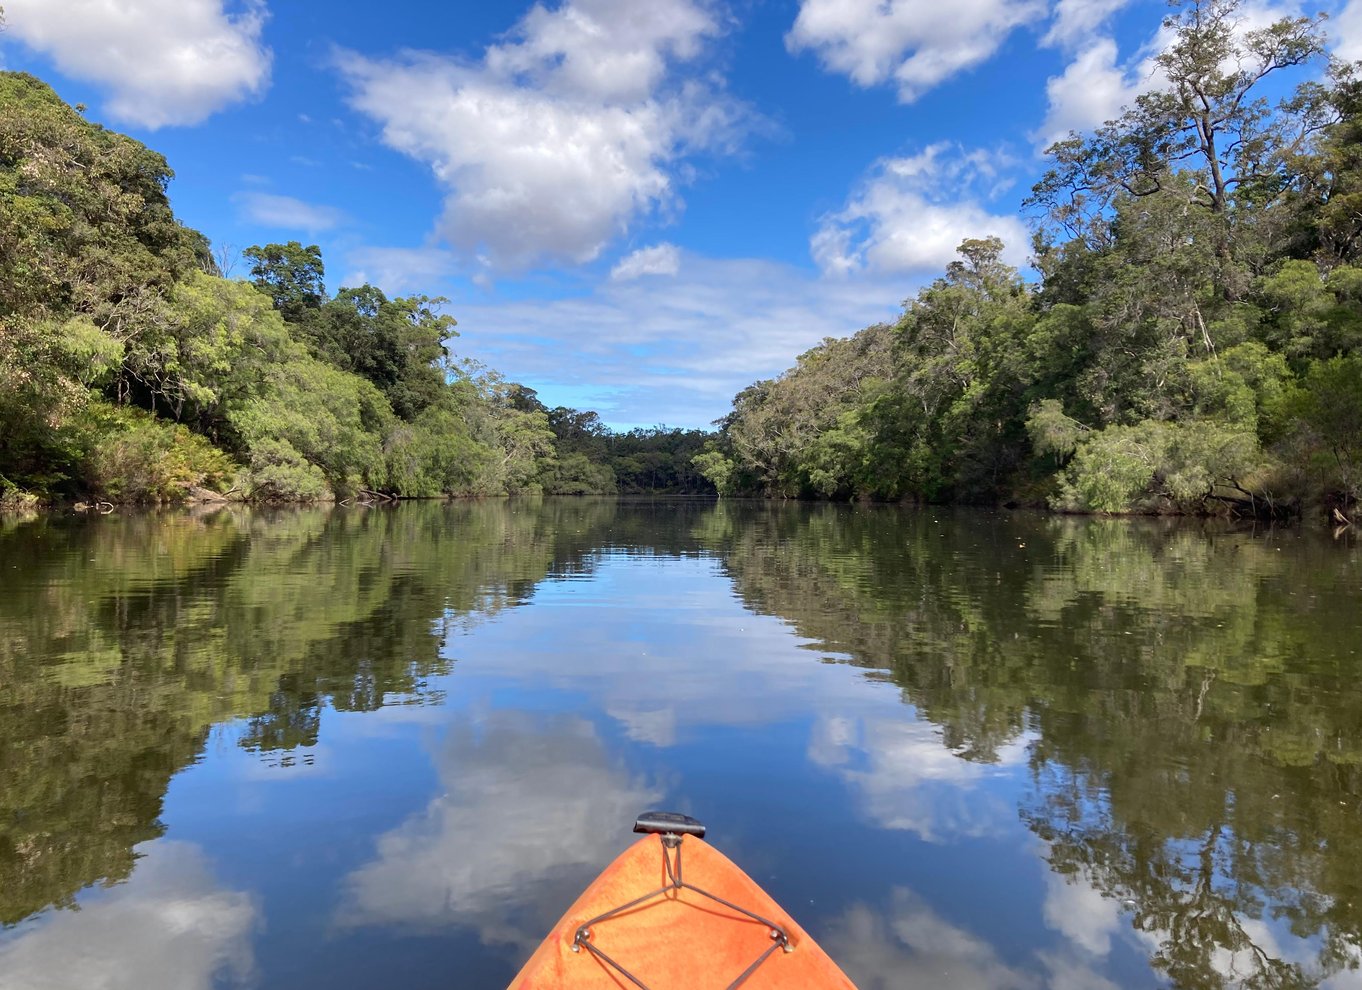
xmin=633 ymin=811 xmax=706 ymax=838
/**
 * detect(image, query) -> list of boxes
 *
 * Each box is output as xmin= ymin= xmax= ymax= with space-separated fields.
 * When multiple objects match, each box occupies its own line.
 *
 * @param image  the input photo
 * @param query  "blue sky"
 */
xmin=3 ymin=0 xmax=1359 ymax=428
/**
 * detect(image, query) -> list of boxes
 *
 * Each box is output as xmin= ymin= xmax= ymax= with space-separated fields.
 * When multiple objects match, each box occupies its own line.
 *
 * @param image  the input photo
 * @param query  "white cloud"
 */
xmin=336 ymin=0 xmax=750 ymax=272
xmin=0 ymin=0 xmax=271 ymax=128
xmin=1032 ymin=39 xmax=1144 ymax=150
xmin=1042 ymin=0 xmax=1132 ymax=49
xmin=1036 ymin=1 xmax=1306 ymax=151
xmin=786 ymin=0 xmax=1046 ymax=102
xmin=483 ymin=0 xmax=715 ymax=103
xmin=233 ymin=192 xmax=348 ymax=232
xmin=343 ymin=246 xmax=461 ymax=296
xmin=1334 ymin=0 xmax=1362 ymax=60
xmin=610 ymin=242 xmax=682 ymax=280
xmin=0 ymin=841 xmax=256 ymax=990
xmin=812 ymin=143 xmax=1031 ymax=276
xmin=445 ymin=253 xmax=905 ymax=427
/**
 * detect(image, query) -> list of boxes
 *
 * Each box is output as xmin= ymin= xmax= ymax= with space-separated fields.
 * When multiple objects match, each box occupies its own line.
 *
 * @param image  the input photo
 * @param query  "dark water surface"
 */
xmin=1 ymin=500 xmax=1360 ymax=990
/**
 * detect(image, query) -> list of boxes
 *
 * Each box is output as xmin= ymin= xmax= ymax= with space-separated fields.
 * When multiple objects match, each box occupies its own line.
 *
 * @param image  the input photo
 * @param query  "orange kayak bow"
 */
xmin=509 ymin=812 xmax=857 ymax=989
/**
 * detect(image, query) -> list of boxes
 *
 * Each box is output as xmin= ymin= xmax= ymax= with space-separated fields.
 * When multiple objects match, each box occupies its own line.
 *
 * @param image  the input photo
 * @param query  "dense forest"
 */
xmin=697 ymin=0 xmax=1362 ymax=520
xmin=0 ymin=72 xmax=710 ymax=505
xmin=5 ymin=0 xmax=1361 ymax=518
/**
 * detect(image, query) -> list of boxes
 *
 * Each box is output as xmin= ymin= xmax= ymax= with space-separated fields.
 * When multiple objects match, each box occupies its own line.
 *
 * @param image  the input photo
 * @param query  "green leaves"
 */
xmin=1279 ymin=355 xmax=1362 ymax=500
xmin=243 ymin=241 xmax=326 ymax=323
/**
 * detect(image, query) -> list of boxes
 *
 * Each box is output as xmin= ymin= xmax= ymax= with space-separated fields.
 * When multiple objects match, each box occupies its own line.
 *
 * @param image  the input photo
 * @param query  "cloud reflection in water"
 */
xmin=809 ymin=713 xmax=1029 ymax=840
xmin=335 ymin=711 xmax=663 ymax=955
xmin=0 ymin=841 xmax=255 ymax=990
xmin=826 ymin=887 xmax=1124 ymax=990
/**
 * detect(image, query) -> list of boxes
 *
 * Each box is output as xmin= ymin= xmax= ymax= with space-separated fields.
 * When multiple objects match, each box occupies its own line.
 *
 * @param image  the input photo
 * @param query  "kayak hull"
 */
xmin=508 ymin=833 xmax=857 ymax=989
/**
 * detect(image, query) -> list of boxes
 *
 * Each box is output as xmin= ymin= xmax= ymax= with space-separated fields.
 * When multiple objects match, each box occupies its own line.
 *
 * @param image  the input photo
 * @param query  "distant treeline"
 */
xmin=0 ymin=72 xmax=712 ymax=505
xmin=696 ymin=0 xmax=1362 ymax=520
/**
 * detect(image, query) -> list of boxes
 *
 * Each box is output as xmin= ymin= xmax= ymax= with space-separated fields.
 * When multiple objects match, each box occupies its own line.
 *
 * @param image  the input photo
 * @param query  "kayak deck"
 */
xmin=508 ymin=814 xmax=856 ymax=989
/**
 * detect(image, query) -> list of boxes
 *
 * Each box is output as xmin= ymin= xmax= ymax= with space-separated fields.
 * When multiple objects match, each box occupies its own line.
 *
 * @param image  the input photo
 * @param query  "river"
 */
xmin=0 ymin=499 xmax=1359 ymax=989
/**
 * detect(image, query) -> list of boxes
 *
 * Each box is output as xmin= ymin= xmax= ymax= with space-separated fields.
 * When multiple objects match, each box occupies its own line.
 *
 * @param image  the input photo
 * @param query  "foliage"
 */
xmin=718 ymin=325 xmax=895 ymax=498
xmin=230 ymin=355 xmax=391 ymax=499
xmin=381 ymin=399 xmax=489 ymax=497
xmin=607 ymin=427 xmax=714 ymax=494
xmin=1027 ymin=0 xmax=1330 ymax=266
xmin=1050 ymin=418 xmax=1262 ymax=513
xmin=0 ymin=71 xmax=710 ymax=503
xmin=309 ymin=286 xmax=455 ymax=420
xmin=75 ymin=399 xmax=238 ymax=502
xmin=709 ymin=0 xmax=1361 ymax=520
xmin=1279 ymin=355 xmax=1362 ymax=502
xmin=692 ymin=448 xmax=736 ymax=496
xmin=243 ymin=241 xmax=325 ymax=324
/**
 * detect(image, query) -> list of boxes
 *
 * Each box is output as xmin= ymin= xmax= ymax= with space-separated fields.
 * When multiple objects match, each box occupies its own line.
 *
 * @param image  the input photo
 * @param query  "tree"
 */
xmin=1281 ymin=355 xmax=1362 ymax=504
xmin=243 ymin=242 xmax=326 ymax=324
xmin=1296 ymin=70 xmax=1362 ymax=267
xmin=1028 ymin=0 xmax=1332 ymax=294
xmin=0 ymin=72 xmax=208 ymax=495
xmin=882 ymin=236 xmax=1036 ymax=500
xmin=720 ymin=326 xmax=895 ymax=498
xmin=309 ymin=287 xmax=454 ymax=420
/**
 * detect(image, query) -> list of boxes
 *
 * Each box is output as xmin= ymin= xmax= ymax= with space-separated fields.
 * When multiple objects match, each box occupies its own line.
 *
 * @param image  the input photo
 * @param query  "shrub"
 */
xmin=75 ymin=400 xmax=238 ymax=502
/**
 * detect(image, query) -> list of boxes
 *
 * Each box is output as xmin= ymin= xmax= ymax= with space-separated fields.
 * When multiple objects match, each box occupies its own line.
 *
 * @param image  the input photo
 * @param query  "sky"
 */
xmin=2 ymin=0 xmax=1359 ymax=429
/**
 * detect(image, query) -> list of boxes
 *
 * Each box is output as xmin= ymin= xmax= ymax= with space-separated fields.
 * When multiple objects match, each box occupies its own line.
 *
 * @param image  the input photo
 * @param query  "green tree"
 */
xmin=0 ymin=72 xmax=206 ymax=495
xmin=243 ymin=242 xmax=326 ymax=324
xmin=1280 ymin=355 xmax=1362 ymax=504
xmin=880 ymin=236 xmax=1036 ymax=500
xmin=229 ymin=354 xmax=391 ymax=499
xmin=311 ymin=286 xmax=455 ymax=420
xmin=1028 ymin=0 xmax=1331 ymax=296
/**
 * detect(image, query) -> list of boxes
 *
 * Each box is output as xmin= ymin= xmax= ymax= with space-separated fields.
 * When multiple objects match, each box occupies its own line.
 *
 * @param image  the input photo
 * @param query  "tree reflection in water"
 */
xmin=709 ymin=504 xmax=1362 ymax=989
xmin=0 ymin=501 xmax=1358 ymax=989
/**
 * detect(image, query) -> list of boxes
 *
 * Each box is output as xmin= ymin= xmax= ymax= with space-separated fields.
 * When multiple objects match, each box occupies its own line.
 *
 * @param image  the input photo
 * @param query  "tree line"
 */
xmin=0 ymin=72 xmax=713 ymax=505
xmin=696 ymin=0 xmax=1362 ymax=520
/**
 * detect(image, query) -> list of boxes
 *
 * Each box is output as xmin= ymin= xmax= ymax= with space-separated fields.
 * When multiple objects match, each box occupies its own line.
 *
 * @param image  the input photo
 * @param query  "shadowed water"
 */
xmin=1 ymin=500 xmax=1359 ymax=989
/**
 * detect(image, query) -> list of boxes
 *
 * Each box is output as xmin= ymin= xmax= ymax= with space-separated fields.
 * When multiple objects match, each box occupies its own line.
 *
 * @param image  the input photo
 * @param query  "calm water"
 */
xmin=1 ymin=500 xmax=1360 ymax=990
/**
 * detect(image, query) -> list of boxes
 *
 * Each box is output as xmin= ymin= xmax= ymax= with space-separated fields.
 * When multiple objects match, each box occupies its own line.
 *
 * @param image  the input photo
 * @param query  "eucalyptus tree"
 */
xmin=1028 ymin=0 xmax=1333 ymax=297
xmin=243 ymin=241 xmax=326 ymax=325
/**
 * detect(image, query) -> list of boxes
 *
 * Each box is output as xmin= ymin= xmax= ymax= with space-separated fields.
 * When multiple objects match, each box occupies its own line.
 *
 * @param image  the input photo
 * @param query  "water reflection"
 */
xmin=1042 ymin=865 xmax=1124 ymax=957
xmin=337 ymin=711 xmax=662 ymax=953
xmin=0 ymin=842 xmax=255 ymax=990
xmin=823 ymin=886 xmax=1137 ymax=990
xmin=826 ymin=888 xmax=1038 ymax=990
xmin=808 ymin=713 xmax=1025 ymax=840
xmin=712 ymin=505 xmax=1362 ymax=989
xmin=0 ymin=501 xmax=619 ymax=925
xmin=0 ymin=502 xmax=1358 ymax=990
